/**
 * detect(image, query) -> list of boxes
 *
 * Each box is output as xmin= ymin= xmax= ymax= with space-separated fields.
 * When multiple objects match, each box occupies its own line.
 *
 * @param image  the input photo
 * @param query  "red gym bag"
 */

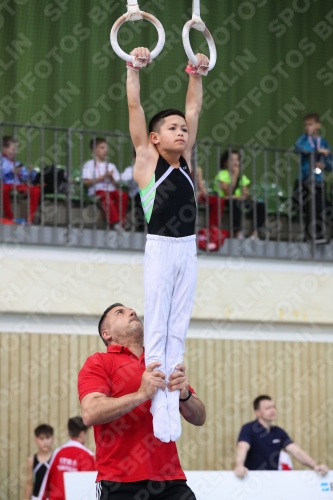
xmin=0 ymin=218 xmax=14 ymax=225
xmin=198 ymin=227 xmax=230 ymax=252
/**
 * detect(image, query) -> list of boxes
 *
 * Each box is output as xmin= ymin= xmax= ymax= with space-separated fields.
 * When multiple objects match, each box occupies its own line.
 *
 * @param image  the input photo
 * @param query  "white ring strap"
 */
xmin=124 ymin=0 xmax=142 ymax=21
xmin=192 ymin=0 xmax=200 ymax=17
xmin=182 ymin=1 xmax=217 ymax=72
xmin=110 ymin=3 xmax=165 ymax=63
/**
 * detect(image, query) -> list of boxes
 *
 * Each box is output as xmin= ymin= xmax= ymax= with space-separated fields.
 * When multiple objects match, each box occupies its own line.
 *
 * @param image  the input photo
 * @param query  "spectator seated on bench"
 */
xmin=1 ymin=135 xmax=40 ymax=224
xmin=82 ymin=137 xmax=128 ymax=229
xmin=214 ymin=149 xmax=266 ymax=240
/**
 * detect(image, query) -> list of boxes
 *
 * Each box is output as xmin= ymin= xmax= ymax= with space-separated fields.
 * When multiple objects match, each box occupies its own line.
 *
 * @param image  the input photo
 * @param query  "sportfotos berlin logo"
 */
xmin=321 ymin=482 xmax=333 ymax=492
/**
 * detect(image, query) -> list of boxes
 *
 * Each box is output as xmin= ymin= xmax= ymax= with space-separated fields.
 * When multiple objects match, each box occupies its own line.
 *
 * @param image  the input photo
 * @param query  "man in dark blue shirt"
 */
xmin=234 ymin=395 xmax=328 ymax=478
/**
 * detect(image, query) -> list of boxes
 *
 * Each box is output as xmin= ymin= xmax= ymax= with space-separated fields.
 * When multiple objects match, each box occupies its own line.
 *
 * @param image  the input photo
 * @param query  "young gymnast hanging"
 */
xmin=111 ymin=0 xmax=216 ymax=442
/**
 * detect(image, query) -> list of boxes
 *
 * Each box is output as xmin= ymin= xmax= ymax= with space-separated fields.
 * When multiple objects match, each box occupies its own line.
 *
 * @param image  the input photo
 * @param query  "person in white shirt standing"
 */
xmin=82 ymin=138 xmax=128 ymax=228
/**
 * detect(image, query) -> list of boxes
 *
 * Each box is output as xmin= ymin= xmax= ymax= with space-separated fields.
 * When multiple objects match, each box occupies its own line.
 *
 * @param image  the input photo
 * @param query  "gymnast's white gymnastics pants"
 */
xmin=144 ymin=234 xmax=197 ymax=442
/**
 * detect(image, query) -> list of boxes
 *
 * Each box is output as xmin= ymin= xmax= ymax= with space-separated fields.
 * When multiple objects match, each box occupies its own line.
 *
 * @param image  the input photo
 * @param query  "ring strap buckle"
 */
xmin=125 ymin=4 xmax=142 ymax=21
xmin=191 ymin=14 xmax=205 ymax=32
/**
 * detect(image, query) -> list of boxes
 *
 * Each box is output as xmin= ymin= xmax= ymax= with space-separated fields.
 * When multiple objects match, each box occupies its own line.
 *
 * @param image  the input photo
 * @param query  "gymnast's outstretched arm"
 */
xmin=126 ymin=48 xmax=150 ymax=153
xmin=126 ymin=47 xmax=157 ymax=189
xmin=183 ymin=53 xmax=209 ymax=168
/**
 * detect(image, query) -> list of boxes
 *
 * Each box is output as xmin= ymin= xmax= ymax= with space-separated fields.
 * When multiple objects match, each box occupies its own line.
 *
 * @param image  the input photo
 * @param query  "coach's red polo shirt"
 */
xmin=78 ymin=344 xmax=191 ymax=483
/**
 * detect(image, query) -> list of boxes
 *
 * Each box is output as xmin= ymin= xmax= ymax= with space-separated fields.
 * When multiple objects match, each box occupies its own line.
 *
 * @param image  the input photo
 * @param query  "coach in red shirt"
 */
xmin=78 ymin=303 xmax=206 ymax=500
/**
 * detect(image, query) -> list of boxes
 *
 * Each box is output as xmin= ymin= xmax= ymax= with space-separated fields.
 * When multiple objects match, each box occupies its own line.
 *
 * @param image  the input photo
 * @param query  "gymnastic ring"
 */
xmin=182 ymin=16 xmax=217 ymax=72
xmin=110 ymin=6 xmax=165 ymax=64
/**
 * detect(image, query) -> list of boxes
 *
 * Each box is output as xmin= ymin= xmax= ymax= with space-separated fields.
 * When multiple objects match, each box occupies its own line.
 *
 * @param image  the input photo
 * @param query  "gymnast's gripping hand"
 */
xmin=128 ymin=47 xmax=151 ymax=69
xmin=167 ymin=364 xmax=189 ymax=397
xmin=138 ymin=362 xmax=166 ymax=401
xmin=188 ymin=53 xmax=209 ymax=76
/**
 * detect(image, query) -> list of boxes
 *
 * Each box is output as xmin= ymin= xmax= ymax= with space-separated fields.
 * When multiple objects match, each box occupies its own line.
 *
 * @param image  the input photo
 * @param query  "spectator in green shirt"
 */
xmin=214 ymin=150 xmax=266 ymax=239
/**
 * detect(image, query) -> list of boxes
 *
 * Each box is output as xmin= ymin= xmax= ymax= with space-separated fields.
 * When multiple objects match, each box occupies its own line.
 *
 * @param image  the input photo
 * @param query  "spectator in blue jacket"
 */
xmin=294 ymin=113 xmax=332 ymax=243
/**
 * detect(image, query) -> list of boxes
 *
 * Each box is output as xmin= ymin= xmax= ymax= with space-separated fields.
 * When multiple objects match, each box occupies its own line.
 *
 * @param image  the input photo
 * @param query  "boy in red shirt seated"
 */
xmin=38 ymin=417 xmax=95 ymax=500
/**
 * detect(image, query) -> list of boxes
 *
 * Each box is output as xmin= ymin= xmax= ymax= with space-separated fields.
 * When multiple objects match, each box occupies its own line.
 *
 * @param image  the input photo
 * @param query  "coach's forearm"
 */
xmin=186 ymin=74 xmax=202 ymax=115
xmin=82 ymin=392 xmax=146 ymax=426
xmin=180 ymin=394 xmax=206 ymax=426
xmin=127 ymin=68 xmax=141 ymax=108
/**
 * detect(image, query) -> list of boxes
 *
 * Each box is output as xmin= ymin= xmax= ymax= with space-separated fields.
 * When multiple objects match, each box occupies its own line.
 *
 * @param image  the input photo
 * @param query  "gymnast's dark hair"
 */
xmin=149 ymin=109 xmax=186 ymax=133
xmin=98 ymin=303 xmax=124 ymax=345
